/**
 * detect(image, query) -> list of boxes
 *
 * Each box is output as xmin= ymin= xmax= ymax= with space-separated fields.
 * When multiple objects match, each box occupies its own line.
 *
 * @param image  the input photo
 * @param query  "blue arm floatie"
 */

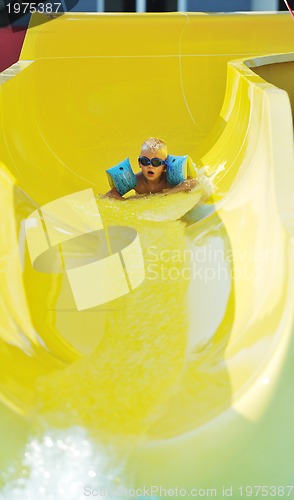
xmin=165 ymin=155 xmax=197 ymax=186
xmin=106 ymin=158 xmax=137 ymax=196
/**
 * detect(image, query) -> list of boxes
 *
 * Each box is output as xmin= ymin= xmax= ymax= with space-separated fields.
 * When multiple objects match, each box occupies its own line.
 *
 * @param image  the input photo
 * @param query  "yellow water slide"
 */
xmin=1 ymin=11 xmax=294 ymax=495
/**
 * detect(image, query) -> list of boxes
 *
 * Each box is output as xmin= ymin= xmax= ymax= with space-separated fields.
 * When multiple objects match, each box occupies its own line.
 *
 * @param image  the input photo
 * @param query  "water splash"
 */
xmin=0 ymin=426 xmax=154 ymax=500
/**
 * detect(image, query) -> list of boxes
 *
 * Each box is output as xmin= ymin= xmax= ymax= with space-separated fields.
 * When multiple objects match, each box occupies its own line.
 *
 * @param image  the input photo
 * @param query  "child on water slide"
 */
xmin=105 ymin=137 xmax=197 ymax=200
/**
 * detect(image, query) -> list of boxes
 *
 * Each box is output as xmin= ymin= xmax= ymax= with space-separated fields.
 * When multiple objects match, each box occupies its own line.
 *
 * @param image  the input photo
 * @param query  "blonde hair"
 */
xmin=140 ymin=137 xmax=168 ymax=157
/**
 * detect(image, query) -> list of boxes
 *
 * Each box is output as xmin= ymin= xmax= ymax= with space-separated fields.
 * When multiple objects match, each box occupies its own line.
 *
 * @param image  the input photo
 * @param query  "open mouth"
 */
xmin=147 ymin=170 xmax=154 ymax=176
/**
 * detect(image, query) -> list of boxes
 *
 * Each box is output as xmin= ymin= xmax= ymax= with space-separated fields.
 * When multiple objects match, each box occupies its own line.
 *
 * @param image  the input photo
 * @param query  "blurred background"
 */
xmin=0 ymin=0 xmax=290 ymax=77
xmin=68 ymin=0 xmax=288 ymax=13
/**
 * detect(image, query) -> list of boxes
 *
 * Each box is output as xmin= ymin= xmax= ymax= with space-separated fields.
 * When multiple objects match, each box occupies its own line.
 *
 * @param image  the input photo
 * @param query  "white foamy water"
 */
xmin=0 ymin=427 xmax=155 ymax=500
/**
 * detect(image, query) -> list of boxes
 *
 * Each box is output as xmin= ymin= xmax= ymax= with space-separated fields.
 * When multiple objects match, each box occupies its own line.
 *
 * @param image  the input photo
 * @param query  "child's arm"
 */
xmin=164 ymin=178 xmax=198 ymax=195
xmin=105 ymin=187 xmax=126 ymax=201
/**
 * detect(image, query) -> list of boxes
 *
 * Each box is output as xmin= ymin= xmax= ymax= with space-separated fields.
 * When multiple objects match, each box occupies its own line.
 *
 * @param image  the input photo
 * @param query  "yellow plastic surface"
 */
xmin=1 ymin=11 xmax=294 ymax=493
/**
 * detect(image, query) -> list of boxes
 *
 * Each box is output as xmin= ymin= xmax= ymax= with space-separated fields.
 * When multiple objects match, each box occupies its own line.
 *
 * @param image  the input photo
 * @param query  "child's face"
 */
xmin=138 ymin=148 xmax=167 ymax=182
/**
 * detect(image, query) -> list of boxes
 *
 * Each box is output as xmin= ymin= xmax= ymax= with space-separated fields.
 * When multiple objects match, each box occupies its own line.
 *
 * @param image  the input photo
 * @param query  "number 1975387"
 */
xmin=6 ymin=2 xmax=62 ymax=14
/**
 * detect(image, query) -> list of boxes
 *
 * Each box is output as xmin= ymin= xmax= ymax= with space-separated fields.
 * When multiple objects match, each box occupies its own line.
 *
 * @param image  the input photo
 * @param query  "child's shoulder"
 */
xmin=134 ymin=172 xmax=146 ymax=193
xmin=134 ymin=171 xmax=143 ymax=185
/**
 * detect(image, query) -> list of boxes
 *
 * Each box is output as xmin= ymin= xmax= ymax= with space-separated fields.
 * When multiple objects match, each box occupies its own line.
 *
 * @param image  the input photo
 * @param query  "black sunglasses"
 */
xmin=138 ymin=156 xmax=167 ymax=167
